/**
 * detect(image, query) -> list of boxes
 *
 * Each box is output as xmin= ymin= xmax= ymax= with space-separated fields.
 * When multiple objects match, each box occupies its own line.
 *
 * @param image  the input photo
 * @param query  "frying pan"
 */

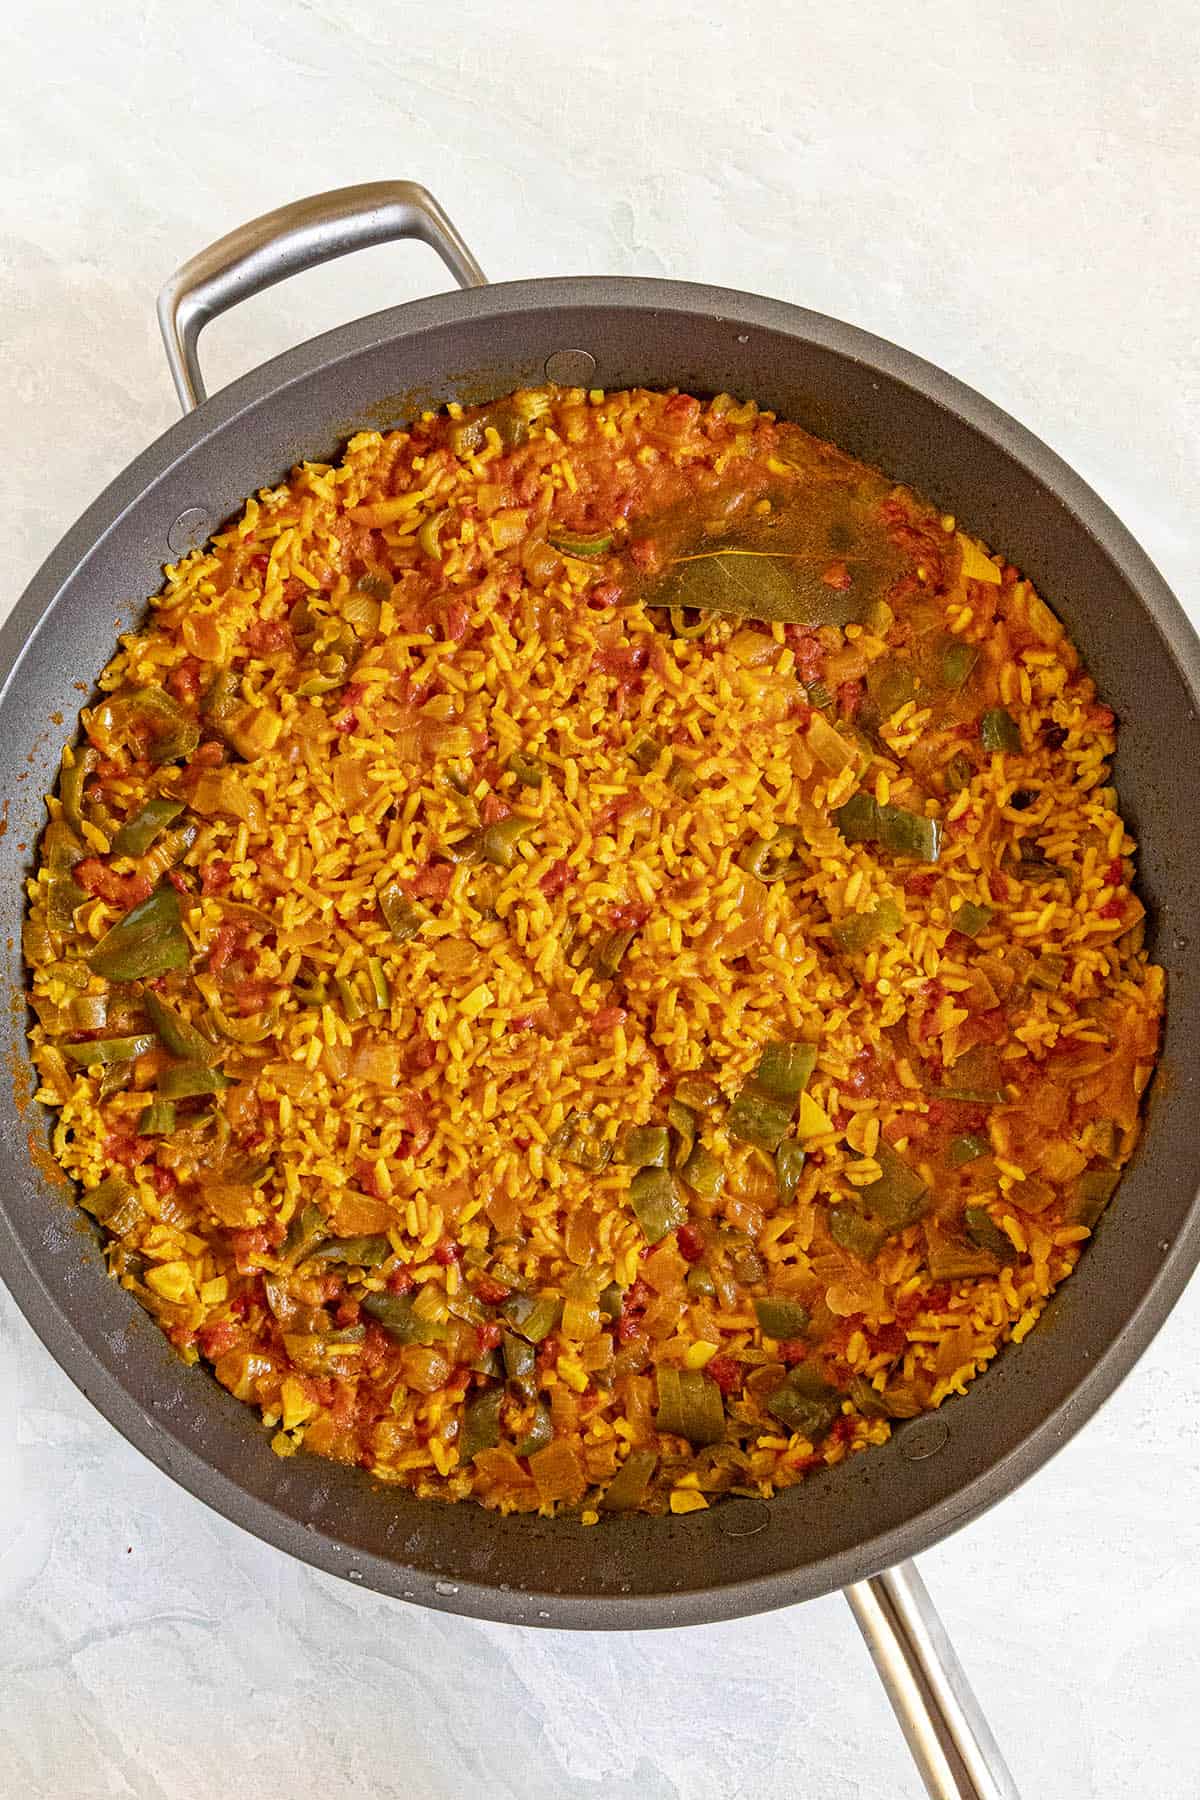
xmin=3 ymin=182 xmax=1199 ymax=1800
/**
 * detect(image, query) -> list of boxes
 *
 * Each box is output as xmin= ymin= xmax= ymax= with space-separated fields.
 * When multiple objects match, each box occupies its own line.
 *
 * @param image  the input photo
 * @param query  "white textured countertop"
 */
xmin=3 ymin=4 xmax=1199 ymax=1795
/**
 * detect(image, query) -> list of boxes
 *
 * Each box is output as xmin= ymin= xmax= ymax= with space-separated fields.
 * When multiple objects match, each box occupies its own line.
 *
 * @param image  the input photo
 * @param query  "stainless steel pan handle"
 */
xmin=845 ymin=1562 xmax=1020 ymax=1800
xmin=157 ymin=181 xmax=487 ymax=413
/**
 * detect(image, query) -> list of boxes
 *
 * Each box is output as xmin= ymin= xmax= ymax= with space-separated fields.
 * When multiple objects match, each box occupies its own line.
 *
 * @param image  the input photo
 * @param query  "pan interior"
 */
xmin=2 ymin=280 xmax=1198 ymax=1626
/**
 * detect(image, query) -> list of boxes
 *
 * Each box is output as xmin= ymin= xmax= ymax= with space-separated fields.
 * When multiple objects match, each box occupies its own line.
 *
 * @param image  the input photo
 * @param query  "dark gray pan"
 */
xmin=2 ymin=258 xmax=1198 ymax=1630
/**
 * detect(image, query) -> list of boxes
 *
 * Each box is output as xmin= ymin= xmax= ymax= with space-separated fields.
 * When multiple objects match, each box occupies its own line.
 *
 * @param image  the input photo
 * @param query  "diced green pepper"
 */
xmin=307 ymin=1235 xmax=392 ymax=1267
xmin=666 ymin=1099 xmax=696 ymax=1167
xmin=158 ymin=1062 xmax=231 ymax=1099
xmin=502 ymin=1332 xmax=539 ymax=1399
xmin=775 ymin=1137 xmax=807 ymax=1202
xmin=618 ymin=1124 xmax=670 ymax=1169
xmin=627 ymin=1168 xmax=687 ymax=1243
xmin=506 ymin=751 xmax=546 ymax=789
xmin=833 ymin=898 xmax=903 ymax=955
xmin=1029 ymin=953 xmax=1066 ymax=991
xmin=765 ymin=1364 xmax=842 ymax=1440
xmin=829 ymin=1205 xmax=888 ymax=1261
xmin=1066 ymin=1168 xmax=1121 ymax=1229
xmin=755 ymin=1040 xmax=818 ymax=1102
xmin=951 ymin=900 xmax=993 ymax=938
xmin=859 ymin=1142 xmax=930 ymax=1229
xmin=981 ymin=708 xmax=1021 ymax=753
xmin=945 ymin=752 xmax=974 ymax=793
xmin=136 ymin=1099 xmax=176 ymax=1135
xmin=964 ymin=1206 xmax=1015 ymax=1260
xmin=549 ymin=1109 xmax=614 ymax=1172
xmin=630 ymin=735 xmax=663 ymax=773
xmin=87 ymin=886 xmax=190 ymax=982
xmin=727 ymin=1084 xmax=794 ymax=1153
xmin=361 ymin=1290 xmax=447 ymax=1346
xmin=939 ymin=637 xmax=978 ymax=689
xmin=925 ymin=1225 xmax=1000 ymax=1280
xmin=59 ymin=746 xmax=98 ymax=837
xmin=598 ymin=1281 xmax=624 ymax=1320
xmin=142 ymin=990 xmax=218 ymax=1063
xmin=378 ymin=881 xmax=426 ymax=942
xmin=848 ymin=1374 xmax=891 ymax=1419
xmin=832 ymin=793 xmax=942 ymax=863
xmin=947 ymin=1133 xmax=989 ymax=1166
xmin=501 ymin=1292 xmax=563 ymax=1343
xmin=366 ymin=957 xmax=391 ymax=1011
xmin=601 ymin=1448 xmax=658 ymax=1511
xmin=514 ymin=1402 xmax=554 ymax=1458
xmin=590 ymin=927 xmax=637 ymax=979
xmin=79 ymin=1173 xmax=141 ymax=1235
xmin=655 ymin=1366 xmax=725 ymax=1447
xmin=460 ymin=1386 xmax=503 ymax=1461
xmin=479 ymin=817 xmax=529 ymax=869
xmin=754 ymin=1296 xmax=810 ymax=1339
xmin=63 ymin=1032 xmax=156 ymax=1068
xmin=547 ymin=528 xmax=613 ymax=558
xmin=335 ymin=973 xmax=365 ymax=1023
xmin=685 ymin=1264 xmax=717 ymax=1298
xmin=680 ymin=1144 xmax=725 ymax=1199
xmin=110 ymin=796 xmax=186 ymax=859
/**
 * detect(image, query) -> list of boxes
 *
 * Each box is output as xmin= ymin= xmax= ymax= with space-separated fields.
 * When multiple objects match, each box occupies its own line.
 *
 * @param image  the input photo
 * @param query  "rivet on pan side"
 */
xmin=544 ymin=349 xmax=597 ymax=385
xmin=900 ymin=1415 xmax=950 ymax=1461
xmin=713 ymin=1497 xmax=772 ymax=1538
xmin=167 ymin=507 xmax=210 ymax=557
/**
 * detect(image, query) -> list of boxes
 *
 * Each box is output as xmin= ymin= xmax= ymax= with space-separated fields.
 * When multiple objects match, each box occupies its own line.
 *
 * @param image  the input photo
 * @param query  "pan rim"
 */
xmin=3 ymin=272 xmax=1199 ymax=1628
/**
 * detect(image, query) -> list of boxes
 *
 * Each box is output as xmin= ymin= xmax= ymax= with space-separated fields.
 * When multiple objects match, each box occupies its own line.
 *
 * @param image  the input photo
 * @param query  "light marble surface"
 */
xmin=3 ymin=3 xmax=1199 ymax=1795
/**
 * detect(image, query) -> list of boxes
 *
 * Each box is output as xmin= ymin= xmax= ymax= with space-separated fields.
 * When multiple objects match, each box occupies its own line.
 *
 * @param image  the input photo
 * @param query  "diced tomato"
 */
xmin=104 ymin=1133 xmax=150 ymax=1168
xmin=200 ymin=859 xmax=233 ymax=896
xmin=1106 ymin=857 xmax=1125 ymax=886
xmin=189 ymin=739 xmax=225 ymax=769
xmin=480 ymin=793 xmax=511 ymax=826
xmin=166 ymin=656 xmax=203 ymax=704
xmin=786 ymin=697 xmax=813 ymax=725
xmin=207 ymin=924 xmax=240 ymax=975
xmin=152 ymin=1164 xmax=178 ymax=1197
xmin=777 ymin=1338 xmax=808 ymax=1366
xmin=905 ymin=872 xmax=937 ymax=897
xmin=783 ymin=626 xmax=823 ymax=682
xmin=244 ymin=617 xmax=292 ymax=657
xmin=477 ymin=1321 xmax=503 ymax=1351
xmin=837 ymin=679 xmax=864 ymax=721
xmin=433 ymin=1241 xmax=460 ymax=1267
xmin=706 ymin=1354 xmax=742 ymax=1395
xmin=166 ymin=870 xmax=189 ymax=895
xmin=386 ymin=1266 xmax=415 ymax=1296
xmin=588 ymin=581 xmax=622 ymax=608
xmin=410 ymin=861 xmax=453 ymax=901
xmin=474 ymin=1273 xmax=510 ymax=1306
xmin=333 ymin=711 xmax=359 ymax=735
xmin=197 ymin=1318 xmax=241 ymax=1360
xmin=407 ymin=1032 xmax=437 ymax=1073
xmin=591 ymin=1005 xmax=627 ymax=1034
xmin=592 ymin=643 xmax=650 ymax=679
xmin=444 ymin=600 xmax=470 ymax=642
xmin=74 ymin=858 xmax=153 ymax=911
xmin=821 ymin=560 xmax=852 ymax=590
xmin=1100 ymin=898 xmax=1125 ymax=919
xmin=539 ymin=857 xmax=574 ymax=899
xmin=675 ymin=1223 xmax=706 ymax=1263
xmin=609 ymin=898 xmax=649 ymax=930
xmin=628 ymin=538 xmax=660 ymax=572
xmin=1090 ymin=704 xmax=1115 ymax=730
xmin=230 ymin=1226 xmax=271 ymax=1272
xmin=868 ymin=1322 xmax=907 ymax=1357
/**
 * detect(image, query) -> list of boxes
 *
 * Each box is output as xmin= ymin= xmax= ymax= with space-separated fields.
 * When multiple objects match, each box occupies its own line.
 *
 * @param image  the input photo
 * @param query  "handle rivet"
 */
xmin=899 ymin=1415 xmax=950 ymax=1461
xmin=167 ymin=508 xmax=210 ymax=557
xmin=713 ymin=1497 xmax=772 ymax=1538
xmin=544 ymin=349 xmax=597 ymax=385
